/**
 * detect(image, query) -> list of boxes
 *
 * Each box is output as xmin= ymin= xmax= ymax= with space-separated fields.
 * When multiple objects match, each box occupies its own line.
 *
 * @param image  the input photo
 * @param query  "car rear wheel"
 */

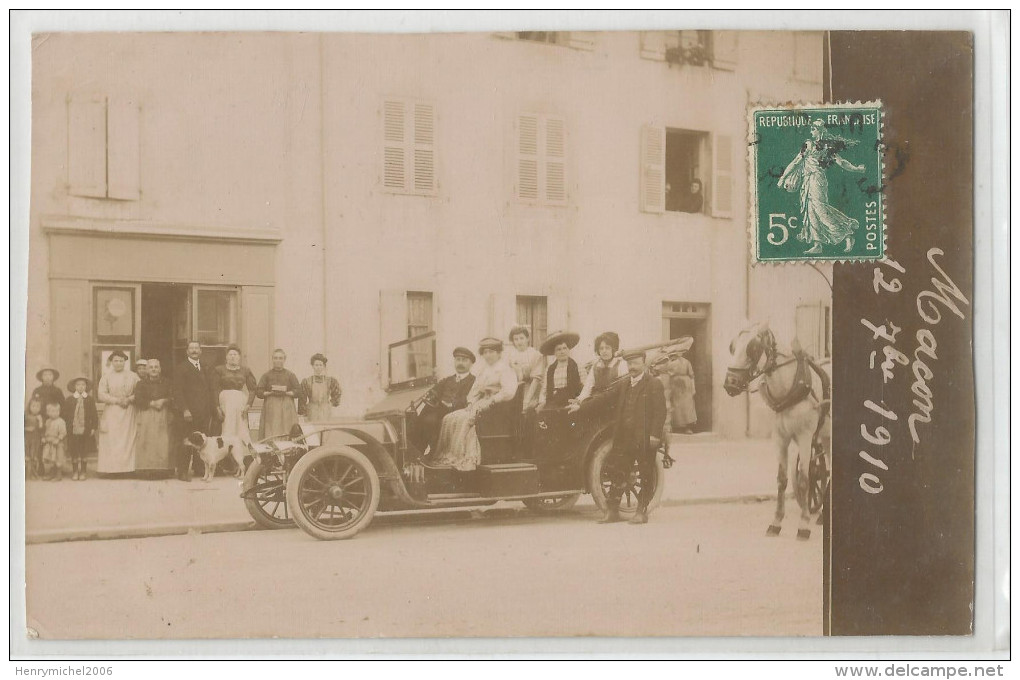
xmin=243 ymin=459 xmax=294 ymax=530
xmin=286 ymin=446 xmax=380 ymax=541
xmin=587 ymin=438 xmax=664 ymax=519
xmin=521 ymin=494 xmax=581 ymax=513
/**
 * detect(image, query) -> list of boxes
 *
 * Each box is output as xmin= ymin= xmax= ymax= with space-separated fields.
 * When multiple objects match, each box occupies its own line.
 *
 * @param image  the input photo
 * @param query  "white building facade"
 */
xmin=27 ymin=30 xmax=830 ymax=438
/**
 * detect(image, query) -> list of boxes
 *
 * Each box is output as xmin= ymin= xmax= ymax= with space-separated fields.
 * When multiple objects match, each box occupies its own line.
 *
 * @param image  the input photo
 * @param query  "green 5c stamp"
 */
xmin=749 ymin=102 xmax=885 ymax=262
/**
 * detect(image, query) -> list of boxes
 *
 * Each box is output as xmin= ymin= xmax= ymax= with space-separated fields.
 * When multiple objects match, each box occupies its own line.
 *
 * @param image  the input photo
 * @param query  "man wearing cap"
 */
xmin=600 ymin=348 xmax=667 ymax=525
xmin=415 ymin=347 xmax=477 ymax=456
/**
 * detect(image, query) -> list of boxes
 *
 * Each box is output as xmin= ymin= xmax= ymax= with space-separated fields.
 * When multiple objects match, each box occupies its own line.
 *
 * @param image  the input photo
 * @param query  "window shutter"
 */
xmin=107 ymin=97 xmax=141 ymax=200
xmin=795 ymin=302 xmax=823 ymax=359
xmin=639 ymin=31 xmax=667 ymax=61
xmin=412 ymin=102 xmax=436 ymax=194
xmin=711 ymin=31 xmax=738 ymax=71
xmin=568 ymin=32 xmax=596 ymax=51
xmin=793 ymin=32 xmax=823 ymax=83
xmin=516 ymin=114 xmax=540 ymax=201
xmin=68 ymin=96 xmax=107 ymax=198
xmin=383 ymin=100 xmax=407 ymax=191
xmin=544 ymin=116 xmax=566 ymax=205
xmin=639 ymin=124 xmax=666 ymax=214
xmin=711 ymin=133 xmax=734 ymax=218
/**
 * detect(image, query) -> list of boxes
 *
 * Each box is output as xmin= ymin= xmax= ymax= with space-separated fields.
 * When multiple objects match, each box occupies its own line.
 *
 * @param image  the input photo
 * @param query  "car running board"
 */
xmin=425 ymin=489 xmax=585 ymax=504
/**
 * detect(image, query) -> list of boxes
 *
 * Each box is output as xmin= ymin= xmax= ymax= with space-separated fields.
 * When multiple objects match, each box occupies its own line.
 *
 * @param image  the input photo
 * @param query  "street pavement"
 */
xmin=24 ymin=435 xmax=785 ymax=544
xmin=25 ymin=501 xmax=822 ymax=639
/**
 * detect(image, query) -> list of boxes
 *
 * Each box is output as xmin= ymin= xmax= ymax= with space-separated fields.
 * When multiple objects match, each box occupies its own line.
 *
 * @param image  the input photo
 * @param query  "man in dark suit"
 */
xmin=599 ymin=348 xmax=667 ymax=525
xmin=415 ymin=347 xmax=476 ymax=456
xmin=172 ymin=340 xmax=214 ymax=481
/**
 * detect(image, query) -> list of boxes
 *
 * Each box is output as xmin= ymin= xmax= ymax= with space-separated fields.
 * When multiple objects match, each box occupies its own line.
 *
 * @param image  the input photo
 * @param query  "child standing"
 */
xmin=24 ymin=397 xmax=43 ymax=479
xmin=32 ymin=367 xmax=64 ymax=409
xmin=63 ymin=377 xmax=99 ymax=481
xmin=41 ymin=401 xmax=67 ymax=481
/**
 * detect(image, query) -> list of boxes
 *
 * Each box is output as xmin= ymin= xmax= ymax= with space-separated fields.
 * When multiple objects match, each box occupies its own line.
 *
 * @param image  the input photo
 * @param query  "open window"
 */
xmin=641 ymin=125 xmax=733 ymax=218
xmin=381 ymin=290 xmax=438 ymax=390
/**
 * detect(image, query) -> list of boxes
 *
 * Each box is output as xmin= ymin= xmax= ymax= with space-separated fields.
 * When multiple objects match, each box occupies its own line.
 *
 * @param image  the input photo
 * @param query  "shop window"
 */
xmin=382 ymin=98 xmax=436 ymax=196
xmin=515 ymin=113 xmax=567 ymax=206
xmin=516 ymin=295 xmax=549 ymax=349
xmin=640 ymin=125 xmax=732 ymax=218
xmin=195 ymin=288 xmax=238 ymax=367
xmin=68 ymin=95 xmax=140 ymax=200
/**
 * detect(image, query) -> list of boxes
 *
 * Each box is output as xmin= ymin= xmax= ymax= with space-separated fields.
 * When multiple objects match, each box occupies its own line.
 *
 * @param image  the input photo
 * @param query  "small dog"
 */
xmin=183 ymin=432 xmax=248 ymax=482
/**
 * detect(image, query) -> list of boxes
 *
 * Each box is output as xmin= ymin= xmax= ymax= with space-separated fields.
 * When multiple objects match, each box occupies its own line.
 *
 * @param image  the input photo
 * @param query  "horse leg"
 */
xmin=767 ymin=427 xmax=790 ymax=536
xmin=794 ymin=425 xmax=815 ymax=540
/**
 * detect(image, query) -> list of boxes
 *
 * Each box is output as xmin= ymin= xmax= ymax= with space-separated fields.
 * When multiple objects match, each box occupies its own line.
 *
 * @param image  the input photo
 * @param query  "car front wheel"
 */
xmin=243 ymin=459 xmax=294 ymax=530
xmin=587 ymin=438 xmax=664 ymax=519
xmin=286 ymin=446 xmax=380 ymax=540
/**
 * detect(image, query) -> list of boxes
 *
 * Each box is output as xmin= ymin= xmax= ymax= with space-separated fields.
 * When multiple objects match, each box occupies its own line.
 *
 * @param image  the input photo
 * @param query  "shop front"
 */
xmin=43 ymin=218 xmax=279 ymax=385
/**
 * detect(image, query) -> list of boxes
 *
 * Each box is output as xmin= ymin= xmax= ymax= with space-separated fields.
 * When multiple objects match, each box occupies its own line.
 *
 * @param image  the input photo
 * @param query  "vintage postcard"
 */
xmin=13 ymin=19 xmax=988 ymax=651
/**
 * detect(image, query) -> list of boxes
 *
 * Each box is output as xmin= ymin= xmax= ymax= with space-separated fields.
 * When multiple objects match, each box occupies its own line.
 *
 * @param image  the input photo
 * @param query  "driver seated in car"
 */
xmin=417 ymin=347 xmax=476 ymax=456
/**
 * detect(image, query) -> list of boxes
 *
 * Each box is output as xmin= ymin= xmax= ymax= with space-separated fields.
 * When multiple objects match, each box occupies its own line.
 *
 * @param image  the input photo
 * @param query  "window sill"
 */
xmin=41 ymin=216 xmax=283 ymax=245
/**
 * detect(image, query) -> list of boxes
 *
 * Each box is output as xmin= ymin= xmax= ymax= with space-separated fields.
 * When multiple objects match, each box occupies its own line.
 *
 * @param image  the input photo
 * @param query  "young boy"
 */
xmin=41 ymin=401 xmax=67 ymax=481
xmin=63 ymin=377 xmax=99 ymax=481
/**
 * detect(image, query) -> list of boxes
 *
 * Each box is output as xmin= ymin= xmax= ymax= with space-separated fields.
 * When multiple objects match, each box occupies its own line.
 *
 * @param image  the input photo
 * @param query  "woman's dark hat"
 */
xmin=67 ymin=376 xmax=92 ymax=393
xmin=540 ymin=331 xmax=580 ymax=356
xmin=452 ymin=347 xmax=476 ymax=362
xmin=594 ymin=331 xmax=621 ymax=353
xmin=36 ymin=367 xmax=60 ymax=382
xmin=478 ymin=337 xmax=503 ymax=353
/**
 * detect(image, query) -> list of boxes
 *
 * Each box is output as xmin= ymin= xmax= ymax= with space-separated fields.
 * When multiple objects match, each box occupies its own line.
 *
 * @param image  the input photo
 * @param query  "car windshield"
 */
xmin=388 ymin=331 xmax=437 ymax=389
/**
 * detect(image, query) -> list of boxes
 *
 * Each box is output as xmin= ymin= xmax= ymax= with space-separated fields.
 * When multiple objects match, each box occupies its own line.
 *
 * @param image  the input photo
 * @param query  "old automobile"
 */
xmin=240 ymin=332 xmax=671 ymax=540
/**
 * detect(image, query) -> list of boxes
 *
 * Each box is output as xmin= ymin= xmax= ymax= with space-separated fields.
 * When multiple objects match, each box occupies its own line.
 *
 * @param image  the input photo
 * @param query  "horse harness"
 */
xmin=744 ymin=329 xmax=832 ymax=415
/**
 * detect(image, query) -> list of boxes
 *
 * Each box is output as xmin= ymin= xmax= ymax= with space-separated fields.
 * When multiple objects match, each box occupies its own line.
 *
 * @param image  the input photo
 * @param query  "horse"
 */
xmin=723 ymin=321 xmax=831 ymax=540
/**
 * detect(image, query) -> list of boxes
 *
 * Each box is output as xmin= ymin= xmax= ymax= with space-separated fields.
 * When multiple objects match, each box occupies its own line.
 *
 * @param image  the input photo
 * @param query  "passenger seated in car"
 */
xmin=431 ymin=338 xmax=518 ymax=471
xmin=538 ymin=330 xmax=582 ymax=411
xmin=417 ymin=347 xmax=477 ymax=456
xmin=568 ymin=331 xmax=627 ymax=413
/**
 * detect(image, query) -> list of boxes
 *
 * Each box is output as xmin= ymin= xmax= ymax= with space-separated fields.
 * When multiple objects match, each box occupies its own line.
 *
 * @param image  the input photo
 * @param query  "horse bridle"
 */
xmin=724 ymin=328 xmax=797 ymax=396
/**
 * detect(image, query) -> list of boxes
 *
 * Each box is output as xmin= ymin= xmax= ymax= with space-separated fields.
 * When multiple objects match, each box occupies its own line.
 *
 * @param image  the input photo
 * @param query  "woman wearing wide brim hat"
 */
xmin=572 ymin=331 xmax=627 ymax=409
xmin=538 ymin=331 xmax=582 ymax=410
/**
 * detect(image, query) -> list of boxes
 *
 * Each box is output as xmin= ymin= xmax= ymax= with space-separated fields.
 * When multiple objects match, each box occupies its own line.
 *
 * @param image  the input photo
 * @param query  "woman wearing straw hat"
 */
xmin=432 ymin=337 xmax=518 ymax=471
xmin=96 ymin=350 xmax=140 ymax=475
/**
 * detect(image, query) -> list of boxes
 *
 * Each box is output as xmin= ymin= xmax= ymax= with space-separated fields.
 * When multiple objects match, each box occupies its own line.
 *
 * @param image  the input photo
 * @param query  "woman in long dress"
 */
xmin=212 ymin=345 xmax=258 ymax=445
xmin=133 ymin=358 xmax=174 ymax=477
xmin=96 ymin=350 xmax=139 ymax=475
xmin=255 ymin=348 xmax=302 ymax=440
xmin=777 ymin=119 xmax=866 ymax=254
xmin=432 ymin=337 xmax=518 ymax=471
xmin=662 ymin=352 xmax=697 ymax=434
xmin=504 ymin=325 xmax=544 ymax=413
xmin=300 ymin=353 xmax=342 ymax=422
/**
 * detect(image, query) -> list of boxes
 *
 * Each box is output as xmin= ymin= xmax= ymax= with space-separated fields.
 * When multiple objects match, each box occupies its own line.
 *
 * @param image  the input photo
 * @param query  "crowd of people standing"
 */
xmin=24 ymin=342 xmax=342 ymax=482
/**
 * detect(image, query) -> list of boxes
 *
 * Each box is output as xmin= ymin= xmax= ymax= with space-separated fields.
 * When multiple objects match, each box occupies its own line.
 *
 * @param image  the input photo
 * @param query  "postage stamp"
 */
xmin=748 ymin=102 xmax=885 ymax=263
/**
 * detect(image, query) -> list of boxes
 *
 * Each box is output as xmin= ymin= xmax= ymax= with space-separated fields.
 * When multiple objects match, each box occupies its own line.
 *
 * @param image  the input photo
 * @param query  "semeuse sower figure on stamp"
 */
xmin=777 ymin=119 xmax=866 ymax=255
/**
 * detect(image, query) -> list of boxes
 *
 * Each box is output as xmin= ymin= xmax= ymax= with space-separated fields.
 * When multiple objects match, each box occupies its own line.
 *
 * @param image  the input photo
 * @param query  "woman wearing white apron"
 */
xmin=96 ymin=350 xmax=139 ymax=475
xmin=300 ymin=353 xmax=342 ymax=422
xmin=211 ymin=345 xmax=258 ymax=445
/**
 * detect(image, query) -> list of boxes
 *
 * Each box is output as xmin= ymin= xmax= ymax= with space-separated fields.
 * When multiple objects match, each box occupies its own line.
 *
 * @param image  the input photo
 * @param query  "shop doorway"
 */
xmin=662 ymin=302 xmax=712 ymax=432
xmin=91 ymin=282 xmax=239 ymax=379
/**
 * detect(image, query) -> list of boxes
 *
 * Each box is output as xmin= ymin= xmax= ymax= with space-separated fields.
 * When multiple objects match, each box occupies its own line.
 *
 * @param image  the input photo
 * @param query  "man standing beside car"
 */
xmin=599 ymin=349 xmax=667 ymax=525
xmin=172 ymin=340 xmax=214 ymax=481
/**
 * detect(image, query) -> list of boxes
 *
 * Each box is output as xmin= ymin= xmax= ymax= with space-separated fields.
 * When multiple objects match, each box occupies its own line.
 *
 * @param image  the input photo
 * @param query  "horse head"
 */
xmin=724 ymin=321 xmax=776 ymax=396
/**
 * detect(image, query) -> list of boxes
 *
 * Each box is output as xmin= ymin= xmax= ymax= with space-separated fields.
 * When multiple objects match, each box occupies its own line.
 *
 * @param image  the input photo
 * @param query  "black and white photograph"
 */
xmin=10 ymin=10 xmax=1004 ymax=662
